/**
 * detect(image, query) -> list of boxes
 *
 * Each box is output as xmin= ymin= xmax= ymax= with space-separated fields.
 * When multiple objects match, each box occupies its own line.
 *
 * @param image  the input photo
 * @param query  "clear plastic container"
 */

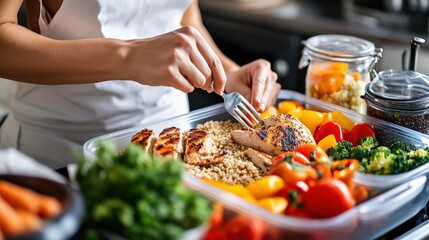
xmin=299 ymin=34 xmax=382 ymax=114
xmin=365 ymin=69 xmax=429 ymax=135
xmin=83 ymin=90 xmax=429 ymax=240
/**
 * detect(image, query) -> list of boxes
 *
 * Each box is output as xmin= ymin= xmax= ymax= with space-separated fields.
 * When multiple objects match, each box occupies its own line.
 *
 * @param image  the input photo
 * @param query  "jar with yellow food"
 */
xmin=299 ymin=34 xmax=382 ymax=114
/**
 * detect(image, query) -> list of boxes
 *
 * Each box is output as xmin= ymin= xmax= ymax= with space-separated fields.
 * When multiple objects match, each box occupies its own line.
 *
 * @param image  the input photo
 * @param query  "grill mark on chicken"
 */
xmin=231 ymin=113 xmax=315 ymax=156
xmin=131 ymin=128 xmax=156 ymax=154
xmin=184 ymin=128 xmax=225 ymax=165
xmin=256 ymin=128 xmax=268 ymax=140
xmin=152 ymin=127 xmax=184 ymax=160
xmin=281 ymin=126 xmax=299 ymax=151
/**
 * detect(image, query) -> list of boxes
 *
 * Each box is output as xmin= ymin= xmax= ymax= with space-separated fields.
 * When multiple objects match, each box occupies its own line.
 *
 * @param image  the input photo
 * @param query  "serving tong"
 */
xmin=221 ymin=92 xmax=262 ymax=129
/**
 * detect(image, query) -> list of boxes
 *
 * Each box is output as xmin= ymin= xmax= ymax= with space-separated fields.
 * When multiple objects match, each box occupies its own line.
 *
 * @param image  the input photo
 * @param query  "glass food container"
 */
xmin=299 ymin=34 xmax=382 ymax=114
xmin=365 ymin=37 xmax=429 ymax=134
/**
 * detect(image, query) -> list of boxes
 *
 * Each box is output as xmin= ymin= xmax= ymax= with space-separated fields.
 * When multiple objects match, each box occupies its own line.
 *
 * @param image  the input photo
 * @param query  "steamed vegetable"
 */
xmin=76 ymin=141 xmax=211 ymax=240
xmin=326 ymin=137 xmax=429 ymax=175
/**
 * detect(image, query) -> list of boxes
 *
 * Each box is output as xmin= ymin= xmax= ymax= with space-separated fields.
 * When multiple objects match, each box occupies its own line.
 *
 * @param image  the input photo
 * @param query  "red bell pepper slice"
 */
xmin=349 ymin=123 xmax=375 ymax=146
xmin=313 ymin=121 xmax=343 ymax=144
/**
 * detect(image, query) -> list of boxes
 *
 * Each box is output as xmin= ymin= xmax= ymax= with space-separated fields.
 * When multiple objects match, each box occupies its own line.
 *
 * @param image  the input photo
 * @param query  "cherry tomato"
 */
xmin=295 ymin=144 xmax=330 ymax=164
xmin=270 ymin=153 xmax=316 ymax=184
xmin=349 ymin=123 xmax=376 ymax=146
xmin=303 ymin=179 xmax=355 ymax=218
xmin=313 ymin=121 xmax=343 ymax=144
xmin=275 ymin=181 xmax=309 ymax=217
xmin=272 ymin=151 xmax=309 ymax=166
xmin=331 ymin=159 xmax=360 ymax=191
xmin=222 ymin=215 xmax=266 ymax=240
xmin=202 ymin=227 xmax=226 ymax=240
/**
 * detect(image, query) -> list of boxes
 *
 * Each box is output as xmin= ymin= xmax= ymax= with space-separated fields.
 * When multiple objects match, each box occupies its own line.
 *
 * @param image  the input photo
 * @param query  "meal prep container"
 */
xmin=83 ymin=90 xmax=429 ymax=240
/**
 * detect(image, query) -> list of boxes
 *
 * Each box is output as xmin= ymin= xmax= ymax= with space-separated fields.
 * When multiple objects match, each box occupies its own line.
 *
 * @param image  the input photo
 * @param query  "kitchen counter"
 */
xmin=199 ymin=0 xmax=429 ymax=47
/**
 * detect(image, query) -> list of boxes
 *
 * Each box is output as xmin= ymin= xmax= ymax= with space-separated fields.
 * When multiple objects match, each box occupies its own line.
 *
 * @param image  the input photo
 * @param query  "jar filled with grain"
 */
xmin=364 ymin=37 xmax=429 ymax=134
xmin=365 ymin=69 xmax=429 ymax=134
xmin=299 ymin=34 xmax=382 ymax=114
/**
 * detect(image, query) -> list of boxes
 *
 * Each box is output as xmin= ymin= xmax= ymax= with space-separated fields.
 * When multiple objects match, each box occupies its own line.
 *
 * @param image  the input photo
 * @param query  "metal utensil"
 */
xmin=221 ymin=92 xmax=262 ymax=129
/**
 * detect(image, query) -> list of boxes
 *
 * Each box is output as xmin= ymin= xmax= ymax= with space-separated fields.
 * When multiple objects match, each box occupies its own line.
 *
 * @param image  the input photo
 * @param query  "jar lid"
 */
xmin=365 ymin=69 xmax=429 ymax=110
xmin=303 ymin=34 xmax=375 ymax=62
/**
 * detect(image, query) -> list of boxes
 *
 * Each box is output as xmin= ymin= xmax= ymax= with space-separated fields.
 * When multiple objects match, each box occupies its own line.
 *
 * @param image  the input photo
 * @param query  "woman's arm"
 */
xmin=0 ymin=0 xmax=226 ymax=94
xmin=0 ymin=0 xmax=127 ymax=85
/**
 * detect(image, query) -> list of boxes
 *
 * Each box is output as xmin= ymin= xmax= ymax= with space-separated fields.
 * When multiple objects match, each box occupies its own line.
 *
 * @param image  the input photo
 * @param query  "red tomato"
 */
xmin=294 ymin=144 xmax=330 ymax=163
xmin=202 ymin=227 xmax=226 ymax=240
xmin=303 ymin=179 xmax=355 ymax=218
xmin=272 ymin=151 xmax=310 ymax=166
xmin=275 ymin=181 xmax=309 ymax=217
xmin=313 ymin=121 xmax=343 ymax=144
xmin=270 ymin=152 xmax=316 ymax=184
xmin=349 ymin=123 xmax=376 ymax=146
xmin=223 ymin=215 xmax=265 ymax=240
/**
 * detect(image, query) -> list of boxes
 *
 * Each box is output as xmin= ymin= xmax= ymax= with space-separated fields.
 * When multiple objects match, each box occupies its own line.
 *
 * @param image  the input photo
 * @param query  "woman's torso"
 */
xmin=13 ymin=0 xmax=191 ymax=139
xmin=1 ymin=0 xmax=191 ymax=167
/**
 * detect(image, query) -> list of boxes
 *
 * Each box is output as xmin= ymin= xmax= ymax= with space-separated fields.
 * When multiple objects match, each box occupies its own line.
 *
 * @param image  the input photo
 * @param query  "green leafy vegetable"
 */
xmin=76 ymin=141 xmax=212 ymax=240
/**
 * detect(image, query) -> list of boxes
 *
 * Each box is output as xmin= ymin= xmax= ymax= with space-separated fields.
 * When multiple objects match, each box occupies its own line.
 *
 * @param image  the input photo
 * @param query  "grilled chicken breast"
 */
xmin=152 ymin=127 xmax=184 ymax=160
xmin=131 ymin=128 xmax=156 ymax=154
xmin=231 ymin=113 xmax=315 ymax=156
xmin=184 ymin=128 xmax=224 ymax=165
xmin=244 ymin=148 xmax=273 ymax=172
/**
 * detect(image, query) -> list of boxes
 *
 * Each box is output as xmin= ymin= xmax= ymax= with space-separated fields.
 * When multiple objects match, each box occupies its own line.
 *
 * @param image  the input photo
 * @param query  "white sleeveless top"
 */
xmin=0 ymin=0 xmax=191 ymax=168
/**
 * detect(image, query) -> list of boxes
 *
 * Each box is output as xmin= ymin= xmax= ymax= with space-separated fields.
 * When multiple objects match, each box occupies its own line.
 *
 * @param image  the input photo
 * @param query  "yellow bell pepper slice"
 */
xmin=331 ymin=111 xmax=354 ymax=132
xmin=300 ymin=110 xmax=324 ymax=134
xmin=245 ymin=175 xmax=285 ymax=200
xmin=317 ymin=134 xmax=337 ymax=152
xmin=257 ymin=197 xmax=288 ymax=214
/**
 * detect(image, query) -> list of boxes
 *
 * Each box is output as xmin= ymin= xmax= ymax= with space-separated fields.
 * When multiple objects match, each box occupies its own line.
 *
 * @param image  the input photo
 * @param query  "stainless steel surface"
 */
xmin=221 ymin=92 xmax=262 ymax=128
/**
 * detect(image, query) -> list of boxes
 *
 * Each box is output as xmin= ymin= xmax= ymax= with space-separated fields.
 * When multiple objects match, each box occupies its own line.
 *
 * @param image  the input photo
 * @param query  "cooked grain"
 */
xmin=184 ymin=120 xmax=266 ymax=186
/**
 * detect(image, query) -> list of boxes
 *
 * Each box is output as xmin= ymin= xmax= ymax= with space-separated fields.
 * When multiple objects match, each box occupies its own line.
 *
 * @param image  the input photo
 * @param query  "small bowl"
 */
xmin=0 ymin=174 xmax=85 ymax=240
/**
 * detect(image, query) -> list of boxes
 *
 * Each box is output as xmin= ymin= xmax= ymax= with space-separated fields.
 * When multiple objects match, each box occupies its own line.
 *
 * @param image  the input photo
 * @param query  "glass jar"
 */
xmin=299 ymin=34 xmax=382 ymax=114
xmin=365 ymin=69 xmax=429 ymax=134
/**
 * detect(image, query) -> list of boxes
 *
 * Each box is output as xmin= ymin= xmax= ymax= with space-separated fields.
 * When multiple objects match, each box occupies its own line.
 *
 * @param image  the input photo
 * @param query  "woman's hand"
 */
xmin=127 ymin=26 xmax=226 ymax=94
xmin=225 ymin=59 xmax=281 ymax=112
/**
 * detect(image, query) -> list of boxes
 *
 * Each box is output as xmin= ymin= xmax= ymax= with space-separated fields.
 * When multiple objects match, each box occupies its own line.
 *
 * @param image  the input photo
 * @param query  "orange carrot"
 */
xmin=0 ymin=181 xmax=41 ymax=214
xmin=37 ymin=195 xmax=62 ymax=218
xmin=16 ymin=210 xmax=43 ymax=232
xmin=0 ymin=196 xmax=24 ymax=235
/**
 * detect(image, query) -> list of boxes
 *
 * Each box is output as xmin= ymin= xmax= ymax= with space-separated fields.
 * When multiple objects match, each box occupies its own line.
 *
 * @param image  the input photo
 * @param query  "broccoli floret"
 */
xmin=358 ymin=136 xmax=379 ymax=149
xmin=390 ymin=141 xmax=416 ymax=155
xmin=326 ymin=140 xmax=353 ymax=161
xmin=407 ymin=148 xmax=429 ymax=170
xmin=350 ymin=145 xmax=371 ymax=161
xmin=363 ymin=147 xmax=397 ymax=175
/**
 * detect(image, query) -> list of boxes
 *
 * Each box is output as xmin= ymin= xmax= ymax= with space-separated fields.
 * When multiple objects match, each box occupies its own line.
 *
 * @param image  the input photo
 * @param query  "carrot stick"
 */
xmin=0 ymin=196 xmax=24 ymax=235
xmin=16 ymin=210 xmax=43 ymax=232
xmin=0 ymin=181 xmax=40 ymax=214
xmin=37 ymin=195 xmax=62 ymax=218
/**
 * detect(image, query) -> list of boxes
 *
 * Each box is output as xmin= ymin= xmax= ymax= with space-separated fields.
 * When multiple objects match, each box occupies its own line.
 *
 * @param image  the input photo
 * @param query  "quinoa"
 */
xmin=184 ymin=120 xmax=266 ymax=186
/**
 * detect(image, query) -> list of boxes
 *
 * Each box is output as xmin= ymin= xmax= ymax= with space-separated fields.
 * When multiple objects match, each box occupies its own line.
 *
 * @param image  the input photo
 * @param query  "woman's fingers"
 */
xmin=184 ymin=27 xmax=226 ymax=94
xmin=174 ymin=26 xmax=224 ymax=93
xmin=250 ymin=60 xmax=272 ymax=111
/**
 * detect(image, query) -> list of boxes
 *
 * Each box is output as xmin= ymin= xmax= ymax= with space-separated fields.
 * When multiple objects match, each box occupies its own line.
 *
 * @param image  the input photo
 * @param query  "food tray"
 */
xmin=83 ymin=90 xmax=429 ymax=239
